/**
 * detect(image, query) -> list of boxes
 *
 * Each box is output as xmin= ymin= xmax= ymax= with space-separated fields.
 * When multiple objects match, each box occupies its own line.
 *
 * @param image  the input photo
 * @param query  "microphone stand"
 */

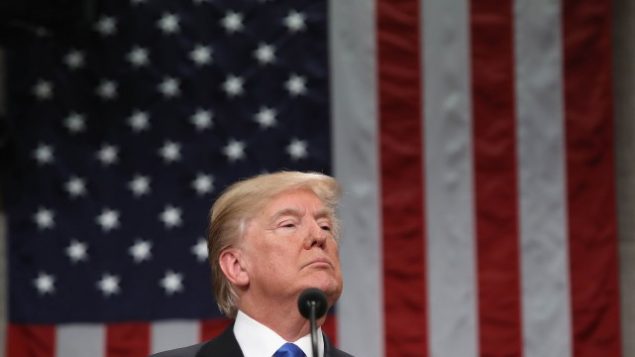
xmin=309 ymin=300 xmax=318 ymax=357
xmin=298 ymin=288 xmax=328 ymax=357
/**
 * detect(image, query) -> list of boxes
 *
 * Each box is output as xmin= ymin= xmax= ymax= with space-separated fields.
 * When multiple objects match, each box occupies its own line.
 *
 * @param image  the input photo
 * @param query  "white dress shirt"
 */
xmin=233 ymin=310 xmax=324 ymax=357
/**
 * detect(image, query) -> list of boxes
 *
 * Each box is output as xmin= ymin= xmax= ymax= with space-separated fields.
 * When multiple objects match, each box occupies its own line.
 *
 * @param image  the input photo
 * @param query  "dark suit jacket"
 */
xmin=150 ymin=324 xmax=353 ymax=357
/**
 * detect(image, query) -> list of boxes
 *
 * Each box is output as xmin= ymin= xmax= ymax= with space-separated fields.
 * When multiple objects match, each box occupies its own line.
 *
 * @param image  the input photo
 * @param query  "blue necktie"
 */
xmin=273 ymin=342 xmax=307 ymax=357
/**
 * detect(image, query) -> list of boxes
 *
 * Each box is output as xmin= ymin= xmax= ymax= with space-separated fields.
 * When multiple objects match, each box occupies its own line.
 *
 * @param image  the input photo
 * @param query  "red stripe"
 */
xmin=562 ymin=0 xmax=622 ymax=356
xmin=6 ymin=324 xmax=55 ymax=357
xmin=377 ymin=0 xmax=427 ymax=355
xmin=470 ymin=1 xmax=523 ymax=356
xmin=200 ymin=319 xmax=232 ymax=341
xmin=106 ymin=322 xmax=150 ymax=357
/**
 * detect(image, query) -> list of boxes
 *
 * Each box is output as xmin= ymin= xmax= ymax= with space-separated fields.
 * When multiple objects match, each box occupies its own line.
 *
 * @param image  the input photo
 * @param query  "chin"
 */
xmin=302 ymin=274 xmax=343 ymax=302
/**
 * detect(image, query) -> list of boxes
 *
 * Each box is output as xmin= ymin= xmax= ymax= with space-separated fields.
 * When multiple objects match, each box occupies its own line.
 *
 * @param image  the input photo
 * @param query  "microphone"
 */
xmin=298 ymin=288 xmax=328 ymax=357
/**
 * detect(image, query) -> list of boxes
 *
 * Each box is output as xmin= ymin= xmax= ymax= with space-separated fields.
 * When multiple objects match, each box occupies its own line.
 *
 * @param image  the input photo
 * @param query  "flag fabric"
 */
xmin=332 ymin=0 xmax=621 ymax=356
xmin=1 ymin=0 xmax=623 ymax=357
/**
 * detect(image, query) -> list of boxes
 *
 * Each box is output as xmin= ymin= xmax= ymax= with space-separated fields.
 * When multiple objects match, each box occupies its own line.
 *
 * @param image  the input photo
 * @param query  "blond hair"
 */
xmin=207 ymin=171 xmax=341 ymax=317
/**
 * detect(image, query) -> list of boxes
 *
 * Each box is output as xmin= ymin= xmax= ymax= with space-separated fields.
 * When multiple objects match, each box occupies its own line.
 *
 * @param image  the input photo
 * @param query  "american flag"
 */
xmin=3 ymin=0 xmax=333 ymax=355
xmin=1 ymin=0 xmax=623 ymax=356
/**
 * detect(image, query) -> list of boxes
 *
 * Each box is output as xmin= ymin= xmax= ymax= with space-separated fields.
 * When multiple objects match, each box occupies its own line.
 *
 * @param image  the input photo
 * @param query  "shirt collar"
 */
xmin=233 ymin=310 xmax=324 ymax=357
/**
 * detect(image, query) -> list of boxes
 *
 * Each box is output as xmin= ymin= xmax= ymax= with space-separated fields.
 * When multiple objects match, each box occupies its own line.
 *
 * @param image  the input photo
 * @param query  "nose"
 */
xmin=305 ymin=220 xmax=327 ymax=249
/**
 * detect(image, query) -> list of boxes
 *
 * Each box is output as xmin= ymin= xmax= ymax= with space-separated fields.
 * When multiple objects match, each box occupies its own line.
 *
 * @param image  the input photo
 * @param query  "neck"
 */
xmin=238 ymin=296 xmax=324 ymax=341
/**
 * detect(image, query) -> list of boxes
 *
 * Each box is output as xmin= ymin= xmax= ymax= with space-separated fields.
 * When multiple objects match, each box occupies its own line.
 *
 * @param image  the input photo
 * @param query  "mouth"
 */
xmin=303 ymin=258 xmax=333 ymax=269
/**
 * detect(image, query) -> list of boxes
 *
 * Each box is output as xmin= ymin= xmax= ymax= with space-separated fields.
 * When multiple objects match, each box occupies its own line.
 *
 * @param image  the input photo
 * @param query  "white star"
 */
xmin=127 ymin=46 xmax=149 ymax=67
xmin=191 ymin=238 xmax=208 ymax=262
xmin=283 ymin=10 xmax=306 ymax=32
xmin=66 ymin=240 xmax=88 ymax=263
xmin=64 ymin=50 xmax=85 ymax=69
xmin=190 ymin=45 xmax=212 ymax=65
xmin=34 ymin=207 xmax=55 ymax=229
xmin=129 ymin=175 xmax=151 ymax=196
xmin=223 ymin=139 xmax=246 ymax=161
xmin=65 ymin=176 xmax=87 ymax=197
xmin=285 ymin=74 xmax=307 ymax=96
xmin=33 ymin=80 xmax=53 ymax=100
xmin=158 ymin=13 xmax=180 ymax=34
xmin=222 ymin=75 xmax=244 ymax=97
xmin=34 ymin=272 xmax=55 ymax=295
xmin=33 ymin=143 xmax=54 ymax=164
xmin=160 ymin=270 xmax=184 ymax=295
xmin=254 ymin=43 xmax=276 ymax=65
xmin=192 ymin=174 xmax=213 ymax=195
xmin=159 ymin=141 xmax=181 ymax=163
xmin=158 ymin=77 xmax=180 ymax=98
xmin=96 ymin=144 xmax=118 ymax=165
xmin=129 ymin=239 xmax=152 ymax=263
xmin=95 ymin=16 xmax=117 ymax=36
xmin=128 ymin=110 xmax=150 ymax=131
xmin=191 ymin=109 xmax=213 ymax=130
xmin=96 ymin=208 xmax=120 ymax=231
xmin=287 ymin=138 xmax=308 ymax=160
xmin=254 ymin=107 xmax=277 ymax=128
xmin=220 ymin=11 xmax=244 ymax=33
xmin=160 ymin=205 xmax=182 ymax=228
xmin=97 ymin=273 xmax=120 ymax=296
xmin=96 ymin=79 xmax=117 ymax=100
xmin=64 ymin=112 xmax=86 ymax=133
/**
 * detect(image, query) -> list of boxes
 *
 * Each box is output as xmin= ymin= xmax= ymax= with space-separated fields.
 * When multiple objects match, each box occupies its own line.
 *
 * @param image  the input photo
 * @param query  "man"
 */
xmin=152 ymin=171 xmax=353 ymax=357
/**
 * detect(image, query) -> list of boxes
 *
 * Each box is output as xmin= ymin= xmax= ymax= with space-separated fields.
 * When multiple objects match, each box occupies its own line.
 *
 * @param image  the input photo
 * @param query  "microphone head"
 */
xmin=297 ymin=288 xmax=328 ymax=320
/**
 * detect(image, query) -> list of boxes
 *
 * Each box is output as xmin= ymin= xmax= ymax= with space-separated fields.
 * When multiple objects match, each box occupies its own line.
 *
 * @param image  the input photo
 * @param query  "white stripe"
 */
xmin=329 ymin=0 xmax=382 ymax=356
xmin=151 ymin=320 xmax=199 ymax=354
xmin=513 ymin=0 xmax=572 ymax=356
xmin=422 ymin=0 xmax=478 ymax=356
xmin=57 ymin=324 xmax=104 ymax=357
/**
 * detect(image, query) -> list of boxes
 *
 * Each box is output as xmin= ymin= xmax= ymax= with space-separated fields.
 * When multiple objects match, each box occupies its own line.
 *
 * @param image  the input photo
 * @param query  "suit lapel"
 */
xmin=196 ymin=324 xmax=244 ymax=357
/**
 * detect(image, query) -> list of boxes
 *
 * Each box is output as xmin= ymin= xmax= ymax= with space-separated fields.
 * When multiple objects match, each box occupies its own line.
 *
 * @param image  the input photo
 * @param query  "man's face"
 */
xmin=238 ymin=188 xmax=343 ymax=307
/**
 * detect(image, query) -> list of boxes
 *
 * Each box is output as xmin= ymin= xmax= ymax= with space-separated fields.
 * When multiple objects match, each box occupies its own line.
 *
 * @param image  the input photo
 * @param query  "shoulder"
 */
xmin=328 ymin=347 xmax=355 ymax=357
xmin=323 ymin=334 xmax=354 ymax=357
xmin=149 ymin=342 xmax=205 ymax=357
xmin=149 ymin=324 xmax=242 ymax=357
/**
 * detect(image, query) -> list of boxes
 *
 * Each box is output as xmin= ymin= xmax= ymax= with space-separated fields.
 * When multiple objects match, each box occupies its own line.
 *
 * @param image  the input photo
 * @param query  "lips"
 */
xmin=303 ymin=257 xmax=333 ymax=269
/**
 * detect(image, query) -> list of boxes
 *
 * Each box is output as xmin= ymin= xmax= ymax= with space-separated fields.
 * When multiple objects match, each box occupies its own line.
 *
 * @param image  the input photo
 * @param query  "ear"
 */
xmin=219 ymin=248 xmax=249 ymax=288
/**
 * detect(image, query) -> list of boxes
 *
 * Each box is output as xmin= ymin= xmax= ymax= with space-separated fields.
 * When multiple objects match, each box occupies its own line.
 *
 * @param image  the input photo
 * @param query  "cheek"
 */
xmin=330 ymin=244 xmax=344 ymax=272
xmin=328 ymin=240 xmax=341 ymax=259
xmin=251 ymin=242 xmax=298 ymax=273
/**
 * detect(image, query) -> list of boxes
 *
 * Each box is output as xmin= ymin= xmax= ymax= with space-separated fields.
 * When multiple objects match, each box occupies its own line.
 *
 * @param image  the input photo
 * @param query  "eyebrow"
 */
xmin=270 ymin=207 xmax=332 ymax=222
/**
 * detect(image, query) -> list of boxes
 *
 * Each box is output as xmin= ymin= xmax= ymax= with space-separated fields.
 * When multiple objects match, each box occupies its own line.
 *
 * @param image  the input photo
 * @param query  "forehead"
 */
xmin=262 ymin=188 xmax=328 ymax=215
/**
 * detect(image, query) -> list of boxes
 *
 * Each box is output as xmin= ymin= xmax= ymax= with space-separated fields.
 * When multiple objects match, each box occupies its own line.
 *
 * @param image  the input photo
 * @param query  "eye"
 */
xmin=278 ymin=220 xmax=297 ymax=229
xmin=319 ymin=222 xmax=332 ymax=231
